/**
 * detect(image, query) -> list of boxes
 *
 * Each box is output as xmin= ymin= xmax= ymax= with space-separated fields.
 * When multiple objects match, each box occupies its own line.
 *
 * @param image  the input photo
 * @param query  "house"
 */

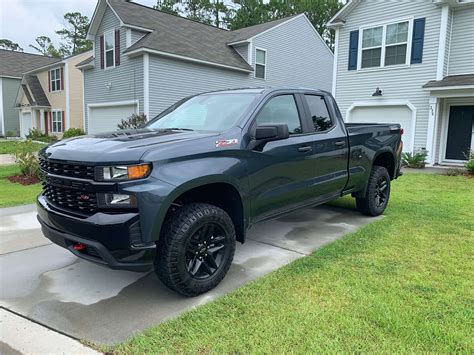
xmin=15 ymin=51 xmax=92 ymax=138
xmin=328 ymin=0 xmax=474 ymax=165
xmin=0 ymin=50 xmax=59 ymax=137
xmin=78 ymin=0 xmax=334 ymax=134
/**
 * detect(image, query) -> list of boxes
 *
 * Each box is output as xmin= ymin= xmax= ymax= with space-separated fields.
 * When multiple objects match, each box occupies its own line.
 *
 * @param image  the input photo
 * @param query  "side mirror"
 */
xmin=255 ymin=124 xmax=289 ymax=142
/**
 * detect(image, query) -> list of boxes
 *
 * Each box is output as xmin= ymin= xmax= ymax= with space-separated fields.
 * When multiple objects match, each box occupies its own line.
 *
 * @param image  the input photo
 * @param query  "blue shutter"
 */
xmin=348 ymin=30 xmax=359 ymax=70
xmin=411 ymin=18 xmax=425 ymax=64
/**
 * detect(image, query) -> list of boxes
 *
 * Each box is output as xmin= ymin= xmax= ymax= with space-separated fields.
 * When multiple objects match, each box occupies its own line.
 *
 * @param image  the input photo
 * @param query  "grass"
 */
xmin=0 ymin=140 xmax=46 ymax=154
xmin=108 ymin=174 xmax=473 ymax=353
xmin=0 ymin=165 xmax=41 ymax=208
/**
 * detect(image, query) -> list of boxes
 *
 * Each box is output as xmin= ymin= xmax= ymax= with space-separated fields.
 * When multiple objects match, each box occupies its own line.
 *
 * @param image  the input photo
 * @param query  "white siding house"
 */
xmin=329 ymin=0 xmax=474 ymax=165
xmin=79 ymin=0 xmax=333 ymax=134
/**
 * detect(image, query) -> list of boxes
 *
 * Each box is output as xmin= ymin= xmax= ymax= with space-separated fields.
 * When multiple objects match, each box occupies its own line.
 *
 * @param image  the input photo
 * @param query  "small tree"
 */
xmin=117 ymin=114 xmax=148 ymax=130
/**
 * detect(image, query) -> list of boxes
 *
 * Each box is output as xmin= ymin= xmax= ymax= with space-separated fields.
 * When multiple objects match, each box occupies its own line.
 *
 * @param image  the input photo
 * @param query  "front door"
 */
xmin=247 ymin=94 xmax=318 ymax=222
xmin=445 ymin=106 xmax=474 ymax=161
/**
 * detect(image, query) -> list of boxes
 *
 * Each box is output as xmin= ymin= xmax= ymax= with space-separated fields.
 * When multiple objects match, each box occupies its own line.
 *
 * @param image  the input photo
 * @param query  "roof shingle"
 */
xmin=0 ymin=50 xmax=60 ymax=78
xmin=422 ymin=74 xmax=474 ymax=89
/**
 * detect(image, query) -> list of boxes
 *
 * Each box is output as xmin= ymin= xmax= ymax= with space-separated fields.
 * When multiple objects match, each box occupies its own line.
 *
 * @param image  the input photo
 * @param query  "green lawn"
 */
xmin=0 ymin=140 xmax=46 ymax=154
xmin=0 ymin=165 xmax=41 ymax=208
xmin=109 ymin=174 xmax=473 ymax=353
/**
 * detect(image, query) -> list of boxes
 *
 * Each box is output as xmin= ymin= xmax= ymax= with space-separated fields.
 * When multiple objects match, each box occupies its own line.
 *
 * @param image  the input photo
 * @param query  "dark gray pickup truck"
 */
xmin=37 ymin=88 xmax=403 ymax=296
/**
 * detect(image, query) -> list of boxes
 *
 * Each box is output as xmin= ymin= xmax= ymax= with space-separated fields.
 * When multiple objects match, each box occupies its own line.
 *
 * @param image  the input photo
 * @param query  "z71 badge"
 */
xmin=215 ymin=139 xmax=238 ymax=148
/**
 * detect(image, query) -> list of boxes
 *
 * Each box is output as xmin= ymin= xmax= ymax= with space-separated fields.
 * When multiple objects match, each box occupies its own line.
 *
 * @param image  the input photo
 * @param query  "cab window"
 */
xmin=255 ymin=95 xmax=302 ymax=135
xmin=305 ymin=95 xmax=334 ymax=132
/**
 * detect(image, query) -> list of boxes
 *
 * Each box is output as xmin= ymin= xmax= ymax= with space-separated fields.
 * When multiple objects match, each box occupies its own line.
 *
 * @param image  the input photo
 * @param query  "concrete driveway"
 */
xmin=0 ymin=203 xmax=379 ymax=345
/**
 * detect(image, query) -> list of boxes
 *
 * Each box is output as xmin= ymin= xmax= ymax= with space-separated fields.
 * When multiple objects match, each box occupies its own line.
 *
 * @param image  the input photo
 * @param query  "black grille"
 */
xmin=43 ymin=182 xmax=97 ymax=214
xmin=39 ymin=156 xmax=95 ymax=180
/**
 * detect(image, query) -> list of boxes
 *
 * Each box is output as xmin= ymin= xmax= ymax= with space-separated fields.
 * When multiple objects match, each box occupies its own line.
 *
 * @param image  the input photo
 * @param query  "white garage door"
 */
xmin=89 ymin=104 xmax=137 ymax=134
xmin=348 ymin=105 xmax=413 ymax=152
xmin=21 ymin=112 xmax=32 ymax=137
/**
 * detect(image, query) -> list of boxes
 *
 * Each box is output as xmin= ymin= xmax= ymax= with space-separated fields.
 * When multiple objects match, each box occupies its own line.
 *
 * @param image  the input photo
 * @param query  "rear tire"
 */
xmin=356 ymin=166 xmax=391 ymax=216
xmin=155 ymin=203 xmax=236 ymax=297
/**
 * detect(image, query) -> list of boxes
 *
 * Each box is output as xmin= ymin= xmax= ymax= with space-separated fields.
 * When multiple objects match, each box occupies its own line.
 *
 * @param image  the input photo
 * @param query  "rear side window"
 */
xmin=305 ymin=95 xmax=334 ymax=132
xmin=256 ymin=95 xmax=302 ymax=135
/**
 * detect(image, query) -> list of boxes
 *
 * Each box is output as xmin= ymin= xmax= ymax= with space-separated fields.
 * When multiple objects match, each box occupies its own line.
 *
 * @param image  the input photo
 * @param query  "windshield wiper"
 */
xmin=161 ymin=127 xmax=194 ymax=131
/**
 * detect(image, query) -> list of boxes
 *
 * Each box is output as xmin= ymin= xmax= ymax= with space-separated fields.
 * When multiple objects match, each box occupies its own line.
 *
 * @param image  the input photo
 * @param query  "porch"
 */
xmin=424 ymin=74 xmax=474 ymax=166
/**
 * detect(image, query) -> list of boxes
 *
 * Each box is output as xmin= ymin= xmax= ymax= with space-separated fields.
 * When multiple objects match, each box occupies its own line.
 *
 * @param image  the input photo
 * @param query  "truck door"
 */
xmin=247 ymin=94 xmax=319 ymax=222
xmin=301 ymin=94 xmax=349 ymax=200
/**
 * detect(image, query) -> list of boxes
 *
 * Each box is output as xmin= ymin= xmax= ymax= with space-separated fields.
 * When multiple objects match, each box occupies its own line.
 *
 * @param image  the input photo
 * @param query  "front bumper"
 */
xmin=37 ymin=195 xmax=155 ymax=272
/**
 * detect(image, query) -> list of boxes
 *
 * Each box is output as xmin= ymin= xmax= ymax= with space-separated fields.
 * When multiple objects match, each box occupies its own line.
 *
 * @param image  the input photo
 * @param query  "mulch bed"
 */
xmin=7 ymin=175 xmax=40 ymax=185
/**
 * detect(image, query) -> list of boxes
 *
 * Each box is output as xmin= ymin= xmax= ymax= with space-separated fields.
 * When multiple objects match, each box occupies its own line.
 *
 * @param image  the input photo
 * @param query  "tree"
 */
xmin=0 ymin=39 xmax=23 ymax=52
xmin=154 ymin=0 xmax=179 ymax=15
xmin=56 ymin=12 xmax=92 ymax=55
xmin=29 ymin=36 xmax=64 ymax=58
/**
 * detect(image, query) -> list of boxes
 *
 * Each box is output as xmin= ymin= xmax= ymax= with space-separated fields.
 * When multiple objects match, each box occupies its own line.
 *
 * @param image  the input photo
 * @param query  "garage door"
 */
xmin=89 ymin=104 xmax=137 ymax=134
xmin=21 ymin=112 xmax=32 ymax=137
xmin=348 ymin=105 xmax=413 ymax=152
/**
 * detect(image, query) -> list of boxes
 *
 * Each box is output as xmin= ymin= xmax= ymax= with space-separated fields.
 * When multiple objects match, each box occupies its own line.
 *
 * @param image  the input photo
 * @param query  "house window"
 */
xmin=255 ymin=48 xmax=266 ymax=79
xmin=50 ymin=68 xmax=61 ymax=92
xmin=361 ymin=20 xmax=410 ymax=69
xmin=51 ymin=111 xmax=62 ymax=133
xmin=104 ymin=31 xmax=115 ymax=68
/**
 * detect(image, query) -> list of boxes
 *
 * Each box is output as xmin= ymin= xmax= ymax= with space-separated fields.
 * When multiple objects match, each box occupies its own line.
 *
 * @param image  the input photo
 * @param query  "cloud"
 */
xmin=0 ymin=0 xmax=157 ymax=54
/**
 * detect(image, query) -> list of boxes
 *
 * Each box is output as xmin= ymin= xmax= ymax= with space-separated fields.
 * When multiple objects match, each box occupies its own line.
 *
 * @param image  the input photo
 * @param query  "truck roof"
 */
xmin=201 ymin=87 xmax=328 ymax=96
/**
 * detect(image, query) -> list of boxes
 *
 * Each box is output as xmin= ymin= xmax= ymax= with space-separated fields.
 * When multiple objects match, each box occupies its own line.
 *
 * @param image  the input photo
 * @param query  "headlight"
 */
xmin=96 ymin=163 xmax=151 ymax=181
xmin=97 ymin=193 xmax=137 ymax=208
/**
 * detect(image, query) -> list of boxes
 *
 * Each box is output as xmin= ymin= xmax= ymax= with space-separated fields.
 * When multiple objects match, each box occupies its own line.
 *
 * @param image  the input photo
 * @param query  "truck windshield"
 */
xmin=147 ymin=93 xmax=257 ymax=132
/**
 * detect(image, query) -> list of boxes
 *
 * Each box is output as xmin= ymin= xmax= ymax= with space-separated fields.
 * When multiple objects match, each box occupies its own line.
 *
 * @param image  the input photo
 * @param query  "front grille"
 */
xmin=43 ymin=182 xmax=98 ymax=214
xmin=39 ymin=156 xmax=95 ymax=180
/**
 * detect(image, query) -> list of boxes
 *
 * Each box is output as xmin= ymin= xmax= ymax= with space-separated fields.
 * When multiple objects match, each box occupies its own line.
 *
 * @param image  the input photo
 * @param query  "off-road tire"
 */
xmin=155 ymin=203 xmax=236 ymax=297
xmin=356 ymin=165 xmax=391 ymax=216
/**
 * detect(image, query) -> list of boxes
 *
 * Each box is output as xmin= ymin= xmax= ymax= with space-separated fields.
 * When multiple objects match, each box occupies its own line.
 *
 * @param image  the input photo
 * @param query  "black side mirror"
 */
xmin=255 ymin=124 xmax=289 ymax=141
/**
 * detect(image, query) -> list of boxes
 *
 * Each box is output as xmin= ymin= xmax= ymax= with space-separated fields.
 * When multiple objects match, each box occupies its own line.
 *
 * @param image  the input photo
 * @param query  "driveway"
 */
xmin=0 ymin=203 xmax=379 ymax=345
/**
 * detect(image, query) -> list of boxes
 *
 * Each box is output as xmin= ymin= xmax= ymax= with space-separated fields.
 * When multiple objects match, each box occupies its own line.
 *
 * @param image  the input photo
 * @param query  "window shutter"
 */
xmin=411 ymin=18 xmax=425 ymax=64
xmin=45 ymin=112 xmax=49 ymax=134
xmin=115 ymin=29 xmax=120 ymax=66
xmin=50 ymin=112 xmax=53 ymax=133
xmin=348 ymin=30 xmax=359 ymax=70
xmin=48 ymin=71 xmax=51 ymax=92
xmin=60 ymin=67 xmax=64 ymax=91
xmin=100 ymin=35 xmax=104 ymax=69
xmin=62 ymin=111 xmax=65 ymax=132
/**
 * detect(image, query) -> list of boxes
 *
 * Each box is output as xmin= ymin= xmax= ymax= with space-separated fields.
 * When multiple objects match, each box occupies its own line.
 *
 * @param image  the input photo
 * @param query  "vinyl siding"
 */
xmin=443 ymin=8 xmax=453 ymax=77
xmin=83 ymin=6 xmax=144 ymax=132
xmin=334 ymin=0 xmax=441 ymax=152
xmin=131 ymin=29 xmax=148 ymax=46
xmin=148 ymin=15 xmax=333 ymax=116
xmin=67 ymin=51 xmax=91 ymax=130
xmin=251 ymin=15 xmax=333 ymax=92
xmin=38 ymin=66 xmax=65 ymax=112
xmin=447 ymin=7 xmax=474 ymax=75
xmin=2 ymin=77 xmax=21 ymax=135
xmin=233 ymin=43 xmax=249 ymax=63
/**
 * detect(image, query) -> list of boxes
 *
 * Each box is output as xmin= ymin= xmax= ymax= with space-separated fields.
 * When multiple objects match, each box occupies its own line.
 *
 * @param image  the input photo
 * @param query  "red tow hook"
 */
xmin=73 ymin=243 xmax=86 ymax=251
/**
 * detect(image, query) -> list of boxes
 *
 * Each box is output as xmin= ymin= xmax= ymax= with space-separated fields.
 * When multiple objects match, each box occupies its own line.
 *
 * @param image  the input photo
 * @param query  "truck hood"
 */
xmin=42 ymin=129 xmax=219 ymax=163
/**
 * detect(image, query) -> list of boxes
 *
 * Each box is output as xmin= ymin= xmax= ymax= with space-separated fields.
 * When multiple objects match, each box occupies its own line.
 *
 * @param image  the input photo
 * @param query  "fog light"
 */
xmin=98 ymin=193 xmax=137 ymax=208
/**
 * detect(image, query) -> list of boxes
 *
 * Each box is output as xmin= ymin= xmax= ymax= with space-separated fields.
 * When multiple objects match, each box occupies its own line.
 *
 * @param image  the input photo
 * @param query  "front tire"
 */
xmin=356 ymin=166 xmax=391 ymax=216
xmin=155 ymin=203 xmax=236 ymax=297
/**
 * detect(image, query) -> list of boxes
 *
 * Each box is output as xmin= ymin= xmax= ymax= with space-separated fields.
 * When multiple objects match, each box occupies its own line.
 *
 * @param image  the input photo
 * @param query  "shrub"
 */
xmin=444 ymin=168 xmax=465 ymax=176
xmin=62 ymin=128 xmax=85 ymax=139
xmin=117 ymin=113 xmax=147 ymax=130
xmin=6 ymin=130 xmax=18 ymax=137
xmin=14 ymin=140 xmax=40 ymax=178
xmin=402 ymin=149 xmax=428 ymax=168
xmin=464 ymin=151 xmax=474 ymax=174
xmin=26 ymin=128 xmax=57 ymax=143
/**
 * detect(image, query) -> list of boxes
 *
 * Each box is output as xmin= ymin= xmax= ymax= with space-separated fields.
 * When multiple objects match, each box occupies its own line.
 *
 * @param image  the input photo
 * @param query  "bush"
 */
xmin=62 ymin=128 xmax=85 ymax=139
xmin=14 ymin=140 xmax=40 ymax=178
xmin=117 ymin=113 xmax=147 ymax=130
xmin=6 ymin=130 xmax=18 ymax=137
xmin=444 ymin=168 xmax=465 ymax=176
xmin=402 ymin=149 xmax=428 ymax=168
xmin=26 ymin=128 xmax=57 ymax=143
xmin=464 ymin=151 xmax=474 ymax=174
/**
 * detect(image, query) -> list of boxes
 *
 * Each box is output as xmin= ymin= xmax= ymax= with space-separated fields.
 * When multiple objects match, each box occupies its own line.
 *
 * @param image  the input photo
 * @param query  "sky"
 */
xmin=0 ymin=0 xmax=158 ymax=54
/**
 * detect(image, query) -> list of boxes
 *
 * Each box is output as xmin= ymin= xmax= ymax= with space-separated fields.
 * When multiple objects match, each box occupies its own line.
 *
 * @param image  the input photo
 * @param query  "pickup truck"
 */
xmin=37 ymin=88 xmax=403 ymax=296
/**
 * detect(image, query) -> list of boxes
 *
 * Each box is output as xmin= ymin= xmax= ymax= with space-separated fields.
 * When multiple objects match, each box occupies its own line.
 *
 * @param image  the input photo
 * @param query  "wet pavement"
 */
xmin=0 ymin=204 xmax=379 ymax=345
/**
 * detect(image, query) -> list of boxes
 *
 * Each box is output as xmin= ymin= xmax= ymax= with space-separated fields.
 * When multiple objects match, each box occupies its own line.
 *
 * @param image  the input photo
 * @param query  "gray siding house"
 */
xmin=0 ymin=50 xmax=59 ymax=136
xmin=78 ymin=0 xmax=333 ymax=134
xmin=328 ymin=0 xmax=474 ymax=165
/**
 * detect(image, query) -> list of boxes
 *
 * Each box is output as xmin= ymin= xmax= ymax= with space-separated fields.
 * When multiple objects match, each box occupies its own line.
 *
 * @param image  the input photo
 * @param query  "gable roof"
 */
xmin=16 ymin=75 xmax=51 ymax=108
xmin=88 ymin=0 xmax=307 ymax=72
xmin=0 ymin=50 xmax=60 ymax=78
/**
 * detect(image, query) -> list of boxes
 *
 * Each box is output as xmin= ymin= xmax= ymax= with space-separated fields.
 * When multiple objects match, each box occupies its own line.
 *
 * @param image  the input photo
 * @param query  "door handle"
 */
xmin=334 ymin=140 xmax=346 ymax=147
xmin=298 ymin=145 xmax=312 ymax=153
